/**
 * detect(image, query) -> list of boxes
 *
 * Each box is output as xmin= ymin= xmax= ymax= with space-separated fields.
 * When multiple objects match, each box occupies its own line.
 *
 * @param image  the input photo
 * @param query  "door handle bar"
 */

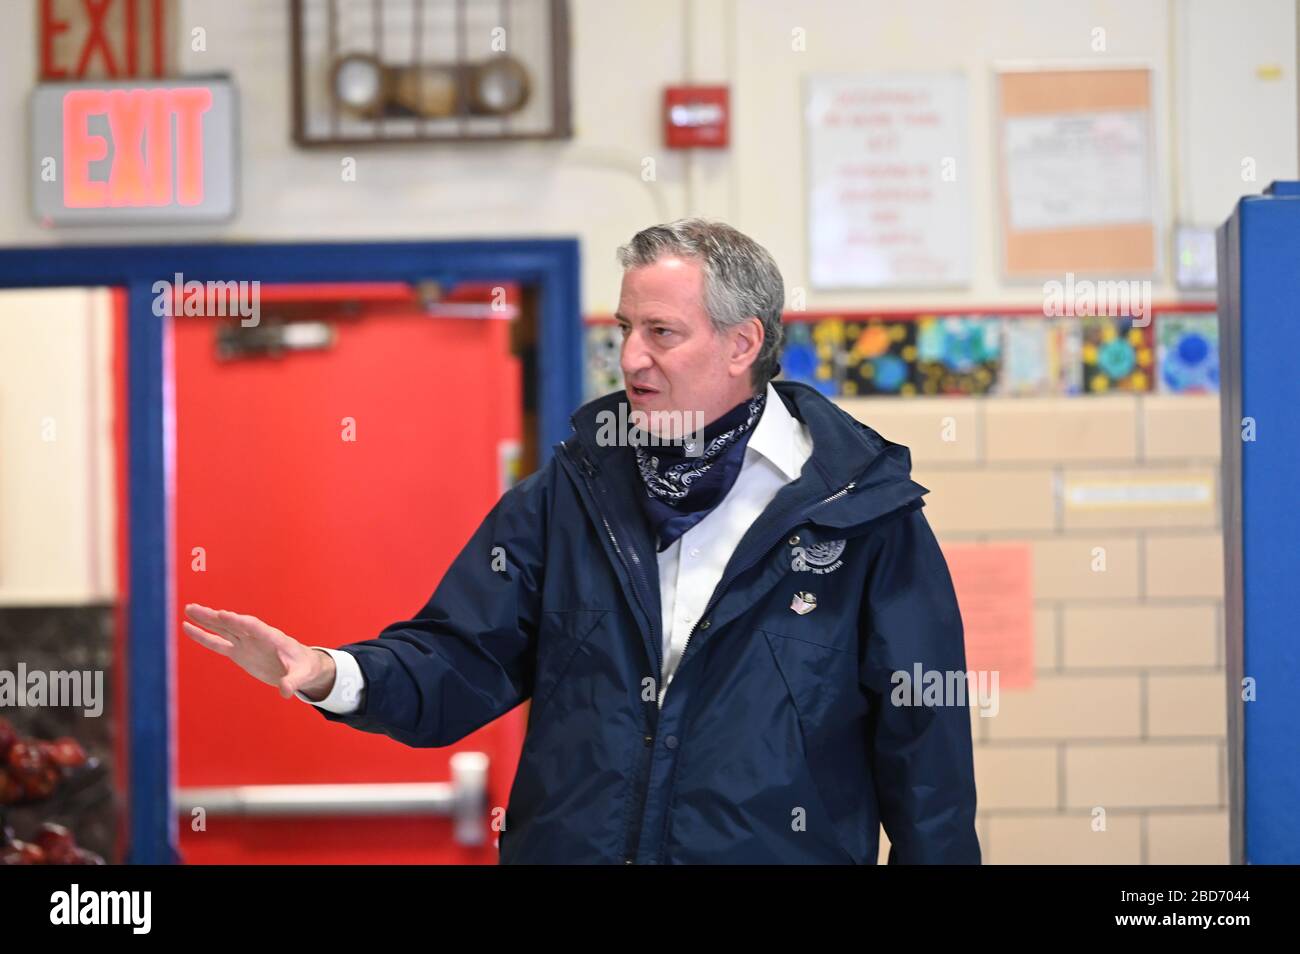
xmin=174 ymin=751 xmax=490 ymax=846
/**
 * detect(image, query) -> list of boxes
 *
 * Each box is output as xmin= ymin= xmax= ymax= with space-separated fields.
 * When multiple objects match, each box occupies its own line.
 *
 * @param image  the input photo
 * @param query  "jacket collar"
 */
xmin=564 ymin=380 xmax=927 ymax=531
xmin=558 ymin=380 xmax=930 ymax=681
xmin=746 ymin=381 xmax=810 ymax=482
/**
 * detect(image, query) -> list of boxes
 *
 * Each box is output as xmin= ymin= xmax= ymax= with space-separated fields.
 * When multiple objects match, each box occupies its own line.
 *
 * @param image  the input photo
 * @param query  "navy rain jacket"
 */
xmin=312 ymin=381 xmax=981 ymax=864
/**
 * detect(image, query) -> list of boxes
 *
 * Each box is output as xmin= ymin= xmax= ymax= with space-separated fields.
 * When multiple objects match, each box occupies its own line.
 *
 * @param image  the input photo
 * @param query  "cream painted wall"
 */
xmin=0 ymin=0 xmax=1292 ymax=314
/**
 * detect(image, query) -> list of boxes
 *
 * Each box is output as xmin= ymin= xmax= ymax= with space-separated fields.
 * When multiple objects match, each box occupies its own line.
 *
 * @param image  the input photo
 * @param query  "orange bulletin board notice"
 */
xmin=941 ymin=543 xmax=1035 ymax=689
xmin=996 ymin=65 xmax=1157 ymax=278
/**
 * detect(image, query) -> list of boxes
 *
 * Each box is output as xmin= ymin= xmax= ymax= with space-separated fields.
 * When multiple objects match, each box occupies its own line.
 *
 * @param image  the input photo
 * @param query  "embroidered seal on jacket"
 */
xmin=792 ymin=539 xmax=846 ymax=575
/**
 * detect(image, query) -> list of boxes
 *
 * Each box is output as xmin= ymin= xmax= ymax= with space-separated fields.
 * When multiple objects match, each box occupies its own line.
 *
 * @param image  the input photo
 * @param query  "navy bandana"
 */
xmin=633 ymin=389 xmax=767 ymax=551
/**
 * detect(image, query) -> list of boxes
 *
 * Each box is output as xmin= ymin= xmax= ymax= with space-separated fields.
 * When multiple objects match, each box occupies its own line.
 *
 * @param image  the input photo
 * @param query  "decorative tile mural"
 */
xmin=842 ymin=319 xmax=918 ymax=396
xmin=778 ymin=317 xmax=844 ymax=396
xmin=586 ymin=310 xmax=1215 ymax=403
xmin=1157 ymin=313 xmax=1219 ymax=394
xmin=1056 ymin=318 xmax=1085 ymax=396
xmin=1081 ymin=316 xmax=1154 ymax=393
xmin=915 ymin=315 xmax=1000 ymax=395
xmin=998 ymin=317 xmax=1054 ymax=396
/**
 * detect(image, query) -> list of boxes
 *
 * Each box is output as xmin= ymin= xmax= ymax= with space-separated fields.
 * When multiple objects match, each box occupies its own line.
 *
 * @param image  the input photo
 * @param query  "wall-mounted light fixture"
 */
xmin=330 ymin=53 xmax=531 ymax=119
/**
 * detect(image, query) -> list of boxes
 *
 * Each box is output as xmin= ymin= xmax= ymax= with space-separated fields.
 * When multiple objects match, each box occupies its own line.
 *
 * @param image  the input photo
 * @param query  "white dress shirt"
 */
xmin=296 ymin=646 xmax=365 ymax=712
xmin=654 ymin=382 xmax=813 ymax=704
xmin=299 ymin=381 xmax=813 ymax=715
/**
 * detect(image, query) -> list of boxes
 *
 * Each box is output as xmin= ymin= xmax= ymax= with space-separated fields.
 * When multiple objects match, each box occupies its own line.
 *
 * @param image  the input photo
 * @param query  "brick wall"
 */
xmin=843 ymin=394 xmax=1228 ymax=864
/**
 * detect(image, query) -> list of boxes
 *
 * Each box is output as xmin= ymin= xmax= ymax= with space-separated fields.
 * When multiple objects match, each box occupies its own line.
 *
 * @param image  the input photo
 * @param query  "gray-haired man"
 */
xmin=185 ymin=219 xmax=980 ymax=863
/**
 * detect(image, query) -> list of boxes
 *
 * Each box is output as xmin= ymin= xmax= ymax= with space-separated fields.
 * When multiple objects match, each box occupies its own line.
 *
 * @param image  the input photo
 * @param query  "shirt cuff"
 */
xmin=295 ymin=647 xmax=364 ymax=714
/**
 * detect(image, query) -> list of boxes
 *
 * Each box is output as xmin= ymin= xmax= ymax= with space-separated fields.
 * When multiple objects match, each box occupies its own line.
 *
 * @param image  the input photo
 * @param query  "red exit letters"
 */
xmin=63 ymin=88 xmax=212 ymax=208
xmin=41 ymin=0 xmax=167 ymax=80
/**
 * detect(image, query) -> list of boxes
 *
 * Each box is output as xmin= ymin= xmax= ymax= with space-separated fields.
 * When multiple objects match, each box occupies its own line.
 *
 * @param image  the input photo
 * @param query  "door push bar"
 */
xmin=174 ymin=751 xmax=490 ymax=847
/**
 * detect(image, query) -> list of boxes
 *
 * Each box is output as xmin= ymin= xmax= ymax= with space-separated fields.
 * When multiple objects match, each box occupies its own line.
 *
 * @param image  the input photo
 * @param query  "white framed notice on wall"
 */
xmin=805 ymin=72 xmax=971 ymax=289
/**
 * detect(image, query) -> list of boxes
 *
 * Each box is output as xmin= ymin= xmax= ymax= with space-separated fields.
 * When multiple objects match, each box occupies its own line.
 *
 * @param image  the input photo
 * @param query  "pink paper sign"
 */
xmin=940 ymin=543 xmax=1035 ymax=690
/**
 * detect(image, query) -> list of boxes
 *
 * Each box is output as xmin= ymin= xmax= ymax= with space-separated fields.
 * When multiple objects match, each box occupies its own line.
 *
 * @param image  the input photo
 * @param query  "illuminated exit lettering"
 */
xmin=62 ymin=87 xmax=212 ymax=208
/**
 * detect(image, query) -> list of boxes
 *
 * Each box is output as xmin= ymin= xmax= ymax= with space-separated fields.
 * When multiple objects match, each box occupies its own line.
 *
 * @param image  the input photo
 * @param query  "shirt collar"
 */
xmin=745 ymin=381 xmax=811 ymax=482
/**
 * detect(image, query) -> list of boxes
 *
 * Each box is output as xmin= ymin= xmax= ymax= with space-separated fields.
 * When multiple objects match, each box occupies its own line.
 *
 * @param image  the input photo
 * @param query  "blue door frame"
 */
xmin=0 ymin=239 xmax=582 ymax=863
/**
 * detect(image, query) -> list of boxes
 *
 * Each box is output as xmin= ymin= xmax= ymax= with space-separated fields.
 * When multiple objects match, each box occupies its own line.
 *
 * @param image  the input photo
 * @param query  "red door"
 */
xmin=173 ymin=283 xmax=525 ymax=863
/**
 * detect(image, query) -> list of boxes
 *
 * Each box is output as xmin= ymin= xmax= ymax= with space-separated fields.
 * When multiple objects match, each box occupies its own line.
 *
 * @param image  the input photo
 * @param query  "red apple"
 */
xmin=35 ymin=823 xmax=77 ymax=863
xmin=20 ymin=765 xmax=60 ymax=800
xmin=47 ymin=738 xmax=87 ymax=770
xmin=5 ymin=840 xmax=47 ymax=864
xmin=0 ymin=768 xmax=23 ymax=804
xmin=0 ymin=719 xmax=16 ymax=760
xmin=6 ymin=741 xmax=43 ymax=778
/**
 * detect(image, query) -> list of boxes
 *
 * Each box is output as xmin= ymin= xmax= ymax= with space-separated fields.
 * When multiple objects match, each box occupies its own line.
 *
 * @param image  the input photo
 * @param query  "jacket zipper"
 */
xmin=648 ymin=477 xmax=860 ymax=864
xmin=565 ymin=443 xmax=664 ymax=679
xmin=656 ymin=479 xmax=858 ymax=708
xmin=561 ymin=441 xmax=663 ymax=864
xmin=562 ymin=440 xmax=869 ymax=862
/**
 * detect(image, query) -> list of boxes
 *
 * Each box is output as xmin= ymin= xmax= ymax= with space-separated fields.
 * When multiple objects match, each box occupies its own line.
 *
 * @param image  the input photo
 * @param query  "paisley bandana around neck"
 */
xmin=633 ymin=389 xmax=767 ymax=552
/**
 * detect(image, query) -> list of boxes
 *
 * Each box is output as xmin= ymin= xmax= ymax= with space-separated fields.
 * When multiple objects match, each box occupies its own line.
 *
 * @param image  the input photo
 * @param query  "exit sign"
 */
xmin=30 ymin=77 xmax=238 ymax=225
xmin=39 ymin=0 xmax=172 ymax=80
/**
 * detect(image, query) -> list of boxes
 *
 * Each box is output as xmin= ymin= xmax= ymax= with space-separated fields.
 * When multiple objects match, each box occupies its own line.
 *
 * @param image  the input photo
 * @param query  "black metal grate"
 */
xmin=290 ymin=0 xmax=571 ymax=145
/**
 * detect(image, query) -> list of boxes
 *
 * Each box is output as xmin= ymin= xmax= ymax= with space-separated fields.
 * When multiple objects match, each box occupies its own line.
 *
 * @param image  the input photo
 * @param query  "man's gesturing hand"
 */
xmin=182 ymin=604 xmax=336 ymax=701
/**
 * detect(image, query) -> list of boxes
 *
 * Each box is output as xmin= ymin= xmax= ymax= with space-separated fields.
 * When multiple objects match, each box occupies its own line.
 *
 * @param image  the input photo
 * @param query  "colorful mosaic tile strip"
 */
xmin=915 ymin=315 xmax=1001 ymax=396
xmin=778 ymin=317 xmax=844 ymax=396
xmin=1156 ymin=312 xmax=1219 ymax=394
xmin=841 ymin=318 xmax=918 ymax=396
xmin=1081 ymin=316 xmax=1154 ymax=394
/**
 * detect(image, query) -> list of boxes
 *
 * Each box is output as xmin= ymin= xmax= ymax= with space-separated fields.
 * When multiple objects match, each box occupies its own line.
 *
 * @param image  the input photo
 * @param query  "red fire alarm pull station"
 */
xmin=663 ymin=86 xmax=729 ymax=149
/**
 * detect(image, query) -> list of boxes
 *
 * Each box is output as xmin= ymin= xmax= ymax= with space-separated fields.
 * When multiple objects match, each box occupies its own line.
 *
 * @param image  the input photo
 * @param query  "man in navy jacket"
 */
xmin=184 ymin=219 xmax=981 ymax=864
